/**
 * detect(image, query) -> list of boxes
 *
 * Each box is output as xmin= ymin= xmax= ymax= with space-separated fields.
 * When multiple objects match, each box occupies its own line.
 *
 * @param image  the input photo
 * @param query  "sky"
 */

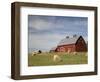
xmin=28 ymin=15 xmax=88 ymax=53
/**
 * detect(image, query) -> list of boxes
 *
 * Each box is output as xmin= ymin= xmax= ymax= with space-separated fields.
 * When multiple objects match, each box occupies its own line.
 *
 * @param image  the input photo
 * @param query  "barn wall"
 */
xmin=56 ymin=44 xmax=76 ymax=52
xmin=75 ymin=38 xmax=87 ymax=52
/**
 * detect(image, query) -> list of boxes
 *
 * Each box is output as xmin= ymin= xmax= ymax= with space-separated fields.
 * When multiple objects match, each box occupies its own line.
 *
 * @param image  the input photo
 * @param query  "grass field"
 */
xmin=28 ymin=52 xmax=88 ymax=66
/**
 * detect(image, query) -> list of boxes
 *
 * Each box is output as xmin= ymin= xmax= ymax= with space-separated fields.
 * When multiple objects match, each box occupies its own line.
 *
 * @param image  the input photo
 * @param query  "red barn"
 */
xmin=55 ymin=35 xmax=87 ymax=52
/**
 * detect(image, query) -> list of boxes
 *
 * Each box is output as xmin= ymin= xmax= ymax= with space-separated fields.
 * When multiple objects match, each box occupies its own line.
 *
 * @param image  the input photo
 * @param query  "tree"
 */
xmin=38 ymin=50 xmax=42 ymax=54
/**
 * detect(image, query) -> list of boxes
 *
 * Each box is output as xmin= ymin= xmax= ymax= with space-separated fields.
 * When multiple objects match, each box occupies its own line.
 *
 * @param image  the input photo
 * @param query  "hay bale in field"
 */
xmin=67 ymin=49 xmax=71 ymax=54
xmin=31 ymin=51 xmax=38 ymax=56
xmin=31 ymin=50 xmax=42 ymax=56
xmin=53 ymin=54 xmax=62 ymax=62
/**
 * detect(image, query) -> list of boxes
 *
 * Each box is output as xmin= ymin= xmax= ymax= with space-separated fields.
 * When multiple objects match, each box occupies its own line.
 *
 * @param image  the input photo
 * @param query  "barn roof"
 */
xmin=58 ymin=36 xmax=81 ymax=46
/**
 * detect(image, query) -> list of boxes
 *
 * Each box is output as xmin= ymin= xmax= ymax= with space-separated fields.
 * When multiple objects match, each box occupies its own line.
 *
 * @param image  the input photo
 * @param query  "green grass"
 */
xmin=28 ymin=52 xmax=88 ymax=66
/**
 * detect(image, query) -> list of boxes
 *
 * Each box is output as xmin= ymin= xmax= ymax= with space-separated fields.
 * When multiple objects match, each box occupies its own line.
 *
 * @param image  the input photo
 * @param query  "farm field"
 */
xmin=28 ymin=52 xmax=88 ymax=66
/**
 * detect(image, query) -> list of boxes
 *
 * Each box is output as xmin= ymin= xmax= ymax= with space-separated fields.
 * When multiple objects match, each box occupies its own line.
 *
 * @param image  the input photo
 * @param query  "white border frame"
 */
xmin=20 ymin=7 xmax=95 ymax=75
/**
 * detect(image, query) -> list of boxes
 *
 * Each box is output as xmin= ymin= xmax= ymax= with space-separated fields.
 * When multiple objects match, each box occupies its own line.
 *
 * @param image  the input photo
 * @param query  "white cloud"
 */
xmin=29 ymin=18 xmax=54 ymax=30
